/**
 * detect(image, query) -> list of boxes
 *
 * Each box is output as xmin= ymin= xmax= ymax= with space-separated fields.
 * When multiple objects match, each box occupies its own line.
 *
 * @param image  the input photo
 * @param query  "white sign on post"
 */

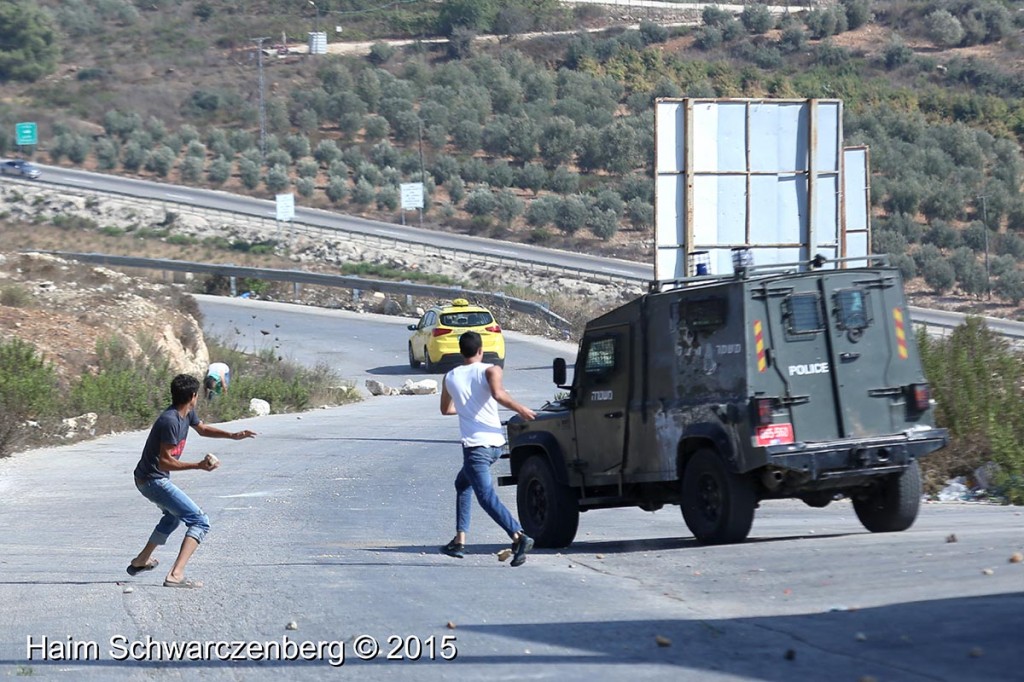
xmin=400 ymin=183 xmax=424 ymax=210
xmin=275 ymin=193 xmax=295 ymax=222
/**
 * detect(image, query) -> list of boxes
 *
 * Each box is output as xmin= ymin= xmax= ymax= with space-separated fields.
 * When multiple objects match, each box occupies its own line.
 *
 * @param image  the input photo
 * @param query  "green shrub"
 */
xmin=368 ymin=42 xmax=397 ymax=65
xmin=70 ymin=338 xmax=175 ymax=430
xmin=0 ymin=338 xmax=58 ymax=418
xmin=919 ymin=319 xmax=1024 ymax=502
xmin=0 ymin=285 xmax=31 ymax=307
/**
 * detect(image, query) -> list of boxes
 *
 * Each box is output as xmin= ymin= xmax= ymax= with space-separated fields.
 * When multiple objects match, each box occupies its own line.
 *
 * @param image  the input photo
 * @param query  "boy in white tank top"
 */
xmin=439 ymin=331 xmax=537 ymax=566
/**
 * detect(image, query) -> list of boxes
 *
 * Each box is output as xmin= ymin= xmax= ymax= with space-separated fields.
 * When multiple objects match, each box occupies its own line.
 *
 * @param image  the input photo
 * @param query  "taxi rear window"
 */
xmin=440 ymin=311 xmax=493 ymax=327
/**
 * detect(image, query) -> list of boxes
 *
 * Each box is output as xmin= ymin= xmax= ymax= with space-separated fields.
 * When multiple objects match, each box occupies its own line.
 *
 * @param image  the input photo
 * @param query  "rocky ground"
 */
xmin=0 ymin=251 xmax=208 ymax=386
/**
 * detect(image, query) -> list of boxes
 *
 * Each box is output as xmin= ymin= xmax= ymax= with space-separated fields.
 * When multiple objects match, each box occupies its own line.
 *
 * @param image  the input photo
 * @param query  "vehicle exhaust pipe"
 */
xmin=762 ymin=469 xmax=785 ymax=490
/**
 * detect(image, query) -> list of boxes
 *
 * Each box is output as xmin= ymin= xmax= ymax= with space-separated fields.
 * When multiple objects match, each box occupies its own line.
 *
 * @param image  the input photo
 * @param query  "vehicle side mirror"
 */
xmin=553 ymin=358 xmax=567 ymax=386
xmin=407 ymin=324 xmax=418 ymax=331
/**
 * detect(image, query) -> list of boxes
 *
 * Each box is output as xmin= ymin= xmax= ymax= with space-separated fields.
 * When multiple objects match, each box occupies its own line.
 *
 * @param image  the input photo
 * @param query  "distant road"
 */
xmin=24 ymin=163 xmax=1024 ymax=340
xmin=298 ymin=0 xmax=795 ymax=57
xmin=31 ymin=163 xmax=649 ymax=281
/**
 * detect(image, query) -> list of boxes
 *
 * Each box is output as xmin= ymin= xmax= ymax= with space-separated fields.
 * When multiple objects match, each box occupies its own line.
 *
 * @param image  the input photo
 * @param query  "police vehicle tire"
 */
xmin=852 ymin=460 xmax=922 ymax=533
xmin=681 ymin=448 xmax=757 ymax=545
xmin=423 ymin=346 xmax=435 ymax=373
xmin=408 ymin=343 xmax=421 ymax=369
xmin=517 ymin=455 xmax=579 ymax=548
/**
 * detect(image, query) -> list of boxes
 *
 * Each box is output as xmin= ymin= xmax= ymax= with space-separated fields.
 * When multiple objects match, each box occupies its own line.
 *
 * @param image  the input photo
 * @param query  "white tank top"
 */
xmin=444 ymin=363 xmax=505 ymax=447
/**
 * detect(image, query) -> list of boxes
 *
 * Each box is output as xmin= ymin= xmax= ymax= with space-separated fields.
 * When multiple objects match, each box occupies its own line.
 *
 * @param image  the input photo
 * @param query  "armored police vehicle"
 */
xmin=500 ymin=254 xmax=949 ymax=546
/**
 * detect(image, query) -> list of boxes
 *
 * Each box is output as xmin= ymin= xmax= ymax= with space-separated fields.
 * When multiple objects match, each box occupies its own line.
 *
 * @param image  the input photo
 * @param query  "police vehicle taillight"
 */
xmin=908 ymin=383 xmax=931 ymax=412
xmin=753 ymin=397 xmax=775 ymax=426
xmin=484 ymin=325 xmax=502 ymax=334
xmin=432 ymin=328 xmax=453 ymax=337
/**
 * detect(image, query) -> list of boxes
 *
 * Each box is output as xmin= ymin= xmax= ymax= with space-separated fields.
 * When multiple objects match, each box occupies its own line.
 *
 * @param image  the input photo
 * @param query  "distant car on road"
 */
xmin=1 ymin=160 xmax=41 ymax=179
xmin=408 ymin=298 xmax=505 ymax=372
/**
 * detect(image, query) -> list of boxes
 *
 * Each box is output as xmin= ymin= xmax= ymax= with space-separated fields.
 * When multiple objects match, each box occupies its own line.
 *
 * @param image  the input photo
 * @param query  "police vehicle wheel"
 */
xmin=517 ymin=455 xmax=579 ymax=548
xmin=852 ymin=460 xmax=922 ymax=533
xmin=681 ymin=448 xmax=756 ymax=545
xmin=408 ymin=343 xmax=421 ymax=369
xmin=423 ymin=347 xmax=435 ymax=373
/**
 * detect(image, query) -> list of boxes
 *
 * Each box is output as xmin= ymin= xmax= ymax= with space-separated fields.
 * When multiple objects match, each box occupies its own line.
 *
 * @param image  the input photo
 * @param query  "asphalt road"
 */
xmin=1 ymin=297 xmax=1021 ymax=681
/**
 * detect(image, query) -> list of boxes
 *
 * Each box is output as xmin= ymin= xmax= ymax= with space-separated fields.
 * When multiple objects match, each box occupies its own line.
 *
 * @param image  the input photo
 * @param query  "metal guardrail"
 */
xmin=15 ymin=174 xmax=646 ymax=288
xmin=40 ymin=251 xmax=574 ymax=332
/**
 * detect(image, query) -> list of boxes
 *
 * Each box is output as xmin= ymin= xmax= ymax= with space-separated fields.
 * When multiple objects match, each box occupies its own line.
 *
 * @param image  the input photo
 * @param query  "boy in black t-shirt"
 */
xmin=128 ymin=374 xmax=256 ymax=588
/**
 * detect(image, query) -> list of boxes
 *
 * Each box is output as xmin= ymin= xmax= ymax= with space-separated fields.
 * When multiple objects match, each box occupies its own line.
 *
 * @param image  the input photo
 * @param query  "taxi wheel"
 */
xmin=423 ymin=346 xmax=435 ymax=373
xmin=408 ymin=343 xmax=421 ymax=369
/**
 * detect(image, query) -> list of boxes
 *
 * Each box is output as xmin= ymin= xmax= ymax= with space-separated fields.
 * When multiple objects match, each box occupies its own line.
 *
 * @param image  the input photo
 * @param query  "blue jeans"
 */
xmin=136 ymin=478 xmax=210 ymax=545
xmin=455 ymin=445 xmax=521 ymax=539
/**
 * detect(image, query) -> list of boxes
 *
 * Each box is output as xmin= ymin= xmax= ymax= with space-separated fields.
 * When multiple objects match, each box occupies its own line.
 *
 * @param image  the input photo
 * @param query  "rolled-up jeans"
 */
xmin=454 ymin=445 xmax=521 ymax=539
xmin=136 ymin=477 xmax=210 ymax=545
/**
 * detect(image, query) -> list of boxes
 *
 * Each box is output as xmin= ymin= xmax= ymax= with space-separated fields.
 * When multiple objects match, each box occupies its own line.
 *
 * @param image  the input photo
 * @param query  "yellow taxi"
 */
xmin=407 ymin=299 xmax=505 ymax=372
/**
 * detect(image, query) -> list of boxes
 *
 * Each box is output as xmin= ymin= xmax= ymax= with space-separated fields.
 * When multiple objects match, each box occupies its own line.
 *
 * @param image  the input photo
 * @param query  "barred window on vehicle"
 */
xmin=834 ymin=289 xmax=870 ymax=331
xmin=784 ymin=293 xmax=825 ymax=335
xmin=584 ymin=338 xmax=616 ymax=377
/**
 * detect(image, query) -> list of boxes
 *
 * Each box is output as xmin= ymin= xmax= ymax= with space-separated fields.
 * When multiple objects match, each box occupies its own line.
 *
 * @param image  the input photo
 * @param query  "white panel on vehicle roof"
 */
xmin=655 ymin=174 xmax=684 ymax=248
xmin=815 ymin=174 xmax=840 ymax=248
xmin=816 ymin=101 xmax=842 ymax=171
xmin=655 ymin=100 xmax=684 ymax=173
xmin=654 ymin=98 xmax=850 ymax=282
xmin=844 ymin=146 xmax=871 ymax=261
xmin=692 ymin=175 xmax=745 ymax=246
xmin=748 ymin=100 xmax=808 ymax=172
xmin=749 ymin=174 xmax=805 ymax=245
xmin=693 ymin=101 xmax=747 ymax=172
xmin=656 ymin=247 xmax=686 ymax=280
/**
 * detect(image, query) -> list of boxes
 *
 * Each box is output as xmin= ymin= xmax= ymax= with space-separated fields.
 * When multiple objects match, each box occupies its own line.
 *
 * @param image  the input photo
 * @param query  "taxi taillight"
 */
xmin=484 ymin=325 xmax=502 ymax=334
xmin=432 ymin=328 xmax=453 ymax=337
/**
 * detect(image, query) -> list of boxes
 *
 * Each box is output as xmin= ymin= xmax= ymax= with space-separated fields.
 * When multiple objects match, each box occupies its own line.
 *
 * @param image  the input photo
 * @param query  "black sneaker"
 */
xmin=510 ymin=533 xmax=534 ymax=567
xmin=440 ymin=539 xmax=465 ymax=559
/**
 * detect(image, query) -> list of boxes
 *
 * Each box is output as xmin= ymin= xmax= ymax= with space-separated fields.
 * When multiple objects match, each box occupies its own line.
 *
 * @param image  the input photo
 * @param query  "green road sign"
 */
xmin=15 ymin=122 xmax=37 ymax=146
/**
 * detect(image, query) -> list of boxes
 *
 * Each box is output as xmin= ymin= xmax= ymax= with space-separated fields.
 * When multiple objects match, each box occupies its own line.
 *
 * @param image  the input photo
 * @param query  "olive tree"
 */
xmin=238 ymin=158 xmax=260 ymax=190
xmin=0 ymin=1 xmax=59 ymax=82
xmin=325 ymin=176 xmax=349 ymax=204
xmin=178 ymin=156 xmax=204 ymax=183
xmin=263 ymin=165 xmax=289 ymax=193
xmin=494 ymin=189 xmax=523 ymax=229
xmin=464 ymin=187 xmax=497 ymax=220
xmin=925 ymin=10 xmax=964 ymax=47
xmin=554 ymin=195 xmax=587 ymax=235
xmin=207 ymin=156 xmax=231 ymax=185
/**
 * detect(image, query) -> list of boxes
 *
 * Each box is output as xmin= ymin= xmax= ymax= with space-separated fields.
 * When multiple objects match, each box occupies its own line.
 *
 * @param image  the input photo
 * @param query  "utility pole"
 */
xmin=979 ymin=194 xmax=991 ymax=300
xmin=252 ymin=37 xmax=270 ymax=160
xmin=309 ymin=1 xmax=320 ymax=34
xmin=417 ymin=118 xmax=425 ymax=229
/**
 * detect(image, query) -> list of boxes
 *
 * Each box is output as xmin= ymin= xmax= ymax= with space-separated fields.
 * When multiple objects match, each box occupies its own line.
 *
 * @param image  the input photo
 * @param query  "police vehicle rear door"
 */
xmin=755 ymin=269 xmax=909 ymax=443
xmin=820 ymin=269 xmax=916 ymax=437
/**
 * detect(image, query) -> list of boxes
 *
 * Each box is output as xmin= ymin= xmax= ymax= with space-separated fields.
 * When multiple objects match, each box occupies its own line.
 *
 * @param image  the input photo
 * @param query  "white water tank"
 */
xmin=308 ymin=31 xmax=327 ymax=54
